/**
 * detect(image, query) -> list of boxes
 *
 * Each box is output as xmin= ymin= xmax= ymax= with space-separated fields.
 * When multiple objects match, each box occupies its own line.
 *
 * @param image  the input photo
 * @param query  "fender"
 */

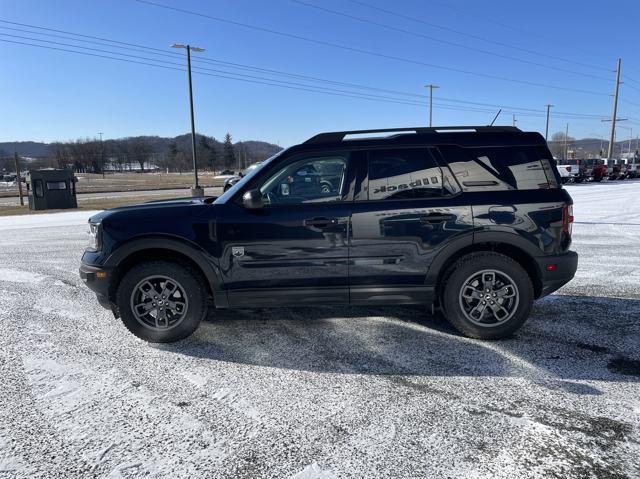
xmin=104 ymin=234 xmax=227 ymax=307
xmin=424 ymin=230 xmax=541 ymax=286
xmin=424 ymin=232 xmax=474 ymax=286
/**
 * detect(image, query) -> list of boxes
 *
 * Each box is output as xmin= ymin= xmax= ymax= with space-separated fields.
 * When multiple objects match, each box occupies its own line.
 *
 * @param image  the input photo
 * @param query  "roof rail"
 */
xmin=303 ymin=126 xmax=521 ymax=144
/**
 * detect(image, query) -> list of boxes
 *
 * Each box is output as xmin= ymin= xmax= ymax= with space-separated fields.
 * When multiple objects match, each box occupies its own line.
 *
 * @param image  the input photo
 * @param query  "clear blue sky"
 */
xmin=2 ymin=0 xmax=640 ymax=146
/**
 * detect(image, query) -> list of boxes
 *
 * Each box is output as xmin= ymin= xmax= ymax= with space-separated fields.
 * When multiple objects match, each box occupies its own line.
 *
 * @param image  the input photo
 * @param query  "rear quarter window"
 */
xmin=439 ymin=145 xmax=557 ymax=191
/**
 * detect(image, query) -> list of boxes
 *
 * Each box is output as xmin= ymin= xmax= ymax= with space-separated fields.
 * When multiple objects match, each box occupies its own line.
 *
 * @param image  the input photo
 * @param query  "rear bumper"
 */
xmin=79 ymin=262 xmax=112 ymax=309
xmin=534 ymin=251 xmax=578 ymax=297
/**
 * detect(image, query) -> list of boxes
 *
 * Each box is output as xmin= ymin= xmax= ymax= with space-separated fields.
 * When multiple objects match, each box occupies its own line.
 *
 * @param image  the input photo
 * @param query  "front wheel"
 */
xmin=116 ymin=260 xmax=207 ymax=342
xmin=441 ymin=252 xmax=533 ymax=339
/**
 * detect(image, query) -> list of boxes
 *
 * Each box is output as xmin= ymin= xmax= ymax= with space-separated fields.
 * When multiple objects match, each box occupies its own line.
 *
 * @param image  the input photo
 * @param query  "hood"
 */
xmin=89 ymin=195 xmax=216 ymax=223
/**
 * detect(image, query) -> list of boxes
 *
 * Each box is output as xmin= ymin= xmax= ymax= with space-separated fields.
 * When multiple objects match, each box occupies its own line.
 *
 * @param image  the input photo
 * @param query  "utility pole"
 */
xmin=172 ymin=43 xmax=205 ymax=197
xmin=14 ymin=151 xmax=24 ymax=207
xmin=544 ymin=104 xmax=554 ymax=140
xmin=424 ymin=84 xmax=439 ymax=127
xmin=564 ymin=123 xmax=569 ymax=160
xmin=601 ymin=116 xmax=627 ymax=158
xmin=98 ymin=132 xmax=104 ymax=179
xmin=512 ymin=114 xmax=517 ymax=127
xmin=600 ymin=137 xmax=604 ymax=158
xmin=607 ymin=58 xmax=622 ymax=160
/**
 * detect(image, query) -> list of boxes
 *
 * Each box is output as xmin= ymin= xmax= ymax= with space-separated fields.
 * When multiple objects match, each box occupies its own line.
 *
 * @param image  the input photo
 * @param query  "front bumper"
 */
xmin=79 ymin=262 xmax=112 ymax=310
xmin=534 ymin=250 xmax=578 ymax=297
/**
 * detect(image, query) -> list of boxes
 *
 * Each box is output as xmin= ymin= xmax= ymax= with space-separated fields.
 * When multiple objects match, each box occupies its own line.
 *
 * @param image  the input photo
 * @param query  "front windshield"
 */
xmin=214 ymin=149 xmax=285 ymax=204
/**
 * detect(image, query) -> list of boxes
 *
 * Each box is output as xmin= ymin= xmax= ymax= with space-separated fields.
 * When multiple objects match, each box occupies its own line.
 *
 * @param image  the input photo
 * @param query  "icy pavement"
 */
xmin=0 ymin=183 xmax=639 ymax=478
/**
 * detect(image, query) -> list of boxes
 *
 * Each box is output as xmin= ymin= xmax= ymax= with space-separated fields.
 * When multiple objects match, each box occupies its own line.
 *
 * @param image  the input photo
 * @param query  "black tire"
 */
xmin=116 ymin=260 xmax=207 ymax=342
xmin=441 ymin=252 xmax=534 ymax=340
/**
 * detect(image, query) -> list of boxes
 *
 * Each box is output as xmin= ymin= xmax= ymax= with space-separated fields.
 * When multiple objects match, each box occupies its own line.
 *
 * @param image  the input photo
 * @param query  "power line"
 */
xmin=345 ymin=0 xmax=610 ymax=73
xmin=427 ymin=0 xmax=608 ymax=60
xmin=0 ymin=22 xmax=612 ymax=120
xmin=133 ymin=0 xmax=610 ymax=97
xmin=0 ymin=37 xmax=490 ymax=111
xmin=290 ymin=0 xmax=613 ymax=82
xmin=622 ymin=75 xmax=640 ymax=87
xmin=4 ymin=19 xmax=631 ymax=109
xmin=0 ymin=36 xmax=612 ymax=124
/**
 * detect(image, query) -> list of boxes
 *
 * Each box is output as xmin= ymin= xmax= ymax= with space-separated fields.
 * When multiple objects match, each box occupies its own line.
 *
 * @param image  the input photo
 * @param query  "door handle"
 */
xmin=420 ymin=214 xmax=456 ymax=224
xmin=304 ymin=217 xmax=338 ymax=227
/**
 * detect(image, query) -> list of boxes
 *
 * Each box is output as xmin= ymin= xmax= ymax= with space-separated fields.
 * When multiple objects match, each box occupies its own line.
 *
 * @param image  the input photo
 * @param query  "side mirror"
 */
xmin=242 ymin=189 xmax=264 ymax=209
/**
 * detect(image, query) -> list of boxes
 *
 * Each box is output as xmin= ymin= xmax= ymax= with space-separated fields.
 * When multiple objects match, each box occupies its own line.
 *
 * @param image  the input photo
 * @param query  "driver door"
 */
xmin=215 ymin=151 xmax=356 ymax=307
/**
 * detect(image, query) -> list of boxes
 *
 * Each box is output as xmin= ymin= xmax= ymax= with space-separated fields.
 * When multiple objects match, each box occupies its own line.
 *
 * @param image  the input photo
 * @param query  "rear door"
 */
xmin=348 ymin=146 xmax=474 ymax=304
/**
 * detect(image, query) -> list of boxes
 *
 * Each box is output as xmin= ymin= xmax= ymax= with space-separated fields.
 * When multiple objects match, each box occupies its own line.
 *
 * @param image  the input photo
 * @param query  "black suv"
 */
xmin=80 ymin=126 xmax=577 ymax=342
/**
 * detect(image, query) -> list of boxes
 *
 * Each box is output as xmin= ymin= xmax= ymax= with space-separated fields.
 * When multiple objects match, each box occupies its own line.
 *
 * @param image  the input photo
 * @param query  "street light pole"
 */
xmin=172 ymin=43 xmax=205 ymax=197
xmin=424 ymin=84 xmax=439 ymax=127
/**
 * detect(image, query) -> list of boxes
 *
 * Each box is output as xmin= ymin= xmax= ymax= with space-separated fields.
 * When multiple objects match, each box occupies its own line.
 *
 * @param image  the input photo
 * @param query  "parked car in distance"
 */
xmin=626 ymin=161 xmax=640 ymax=179
xmin=223 ymin=162 xmax=262 ymax=192
xmin=80 ymin=126 xmax=578 ymax=343
xmin=607 ymin=158 xmax=637 ymax=180
xmin=555 ymin=163 xmax=579 ymax=183
xmin=591 ymin=159 xmax=609 ymax=181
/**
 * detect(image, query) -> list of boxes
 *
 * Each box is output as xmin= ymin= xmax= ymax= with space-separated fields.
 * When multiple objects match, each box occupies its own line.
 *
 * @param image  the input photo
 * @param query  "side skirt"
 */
xmin=221 ymin=286 xmax=435 ymax=309
xmin=350 ymin=286 xmax=435 ymax=306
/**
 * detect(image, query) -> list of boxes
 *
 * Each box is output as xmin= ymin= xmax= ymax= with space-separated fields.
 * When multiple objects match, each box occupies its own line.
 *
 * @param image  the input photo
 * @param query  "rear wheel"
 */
xmin=116 ymin=260 xmax=207 ymax=342
xmin=441 ymin=252 xmax=533 ymax=339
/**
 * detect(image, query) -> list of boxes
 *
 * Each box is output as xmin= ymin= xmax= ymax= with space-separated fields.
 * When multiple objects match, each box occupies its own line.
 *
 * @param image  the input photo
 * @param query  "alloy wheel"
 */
xmin=458 ymin=269 xmax=519 ymax=327
xmin=130 ymin=275 xmax=189 ymax=330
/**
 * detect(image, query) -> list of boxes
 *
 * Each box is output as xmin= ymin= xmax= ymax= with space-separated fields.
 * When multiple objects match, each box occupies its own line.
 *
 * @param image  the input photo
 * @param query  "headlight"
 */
xmin=88 ymin=222 xmax=102 ymax=250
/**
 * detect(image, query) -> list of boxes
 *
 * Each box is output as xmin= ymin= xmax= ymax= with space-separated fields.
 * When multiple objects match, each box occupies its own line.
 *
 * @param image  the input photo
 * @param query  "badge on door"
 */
xmin=232 ymin=246 xmax=245 ymax=258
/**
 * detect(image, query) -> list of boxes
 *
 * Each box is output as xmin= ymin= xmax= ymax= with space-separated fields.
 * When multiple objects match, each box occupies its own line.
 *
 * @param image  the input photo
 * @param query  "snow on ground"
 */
xmin=0 ymin=210 xmax=99 ymax=230
xmin=0 ymin=182 xmax=638 ymax=478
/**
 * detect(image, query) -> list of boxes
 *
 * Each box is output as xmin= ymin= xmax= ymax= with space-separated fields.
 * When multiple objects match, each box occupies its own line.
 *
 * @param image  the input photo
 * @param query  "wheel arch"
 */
xmin=427 ymin=233 xmax=543 ymax=300
xmin=104 ymin=235 xmax=226 ymax=308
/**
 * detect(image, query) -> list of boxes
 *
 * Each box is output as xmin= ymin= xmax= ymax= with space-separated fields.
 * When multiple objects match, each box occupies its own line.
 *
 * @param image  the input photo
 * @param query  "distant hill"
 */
xmin=0 ymin=134 xmax=282 ymax=160
xmin=548 ymin=137 xmax=638 ymax=159
xmin=0 ymin=141 xmax=50 ymax=158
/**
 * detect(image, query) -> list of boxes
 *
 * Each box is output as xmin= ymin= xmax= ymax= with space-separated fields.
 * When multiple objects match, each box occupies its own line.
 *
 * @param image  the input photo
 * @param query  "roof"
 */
xmin=299 ymin=126 xmax=545 ymax=149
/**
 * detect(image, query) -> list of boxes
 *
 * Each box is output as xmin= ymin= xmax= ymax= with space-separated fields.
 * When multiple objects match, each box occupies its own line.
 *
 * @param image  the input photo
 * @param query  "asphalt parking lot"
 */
xmin=0 ymin=182 xmax=639 ymax=478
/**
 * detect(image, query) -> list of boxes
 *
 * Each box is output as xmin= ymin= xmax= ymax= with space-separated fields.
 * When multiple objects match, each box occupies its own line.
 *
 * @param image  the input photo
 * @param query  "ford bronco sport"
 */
xmin=80 ymin=126 xmax=578 ymax=342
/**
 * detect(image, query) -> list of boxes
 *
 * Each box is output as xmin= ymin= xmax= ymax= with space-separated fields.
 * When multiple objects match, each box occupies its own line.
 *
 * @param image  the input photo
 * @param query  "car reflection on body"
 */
xmin=223 ymin=163 xmax=262 ymax=192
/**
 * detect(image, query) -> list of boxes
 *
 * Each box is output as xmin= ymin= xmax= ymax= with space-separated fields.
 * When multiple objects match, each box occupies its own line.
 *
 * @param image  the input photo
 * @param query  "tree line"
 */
xmin=1 ymin=133 xmax=254 ymax=174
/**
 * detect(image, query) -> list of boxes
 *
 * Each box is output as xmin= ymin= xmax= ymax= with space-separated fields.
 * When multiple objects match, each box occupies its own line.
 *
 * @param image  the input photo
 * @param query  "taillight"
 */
xmin=562 ymin=204 xmax=574 ymax=239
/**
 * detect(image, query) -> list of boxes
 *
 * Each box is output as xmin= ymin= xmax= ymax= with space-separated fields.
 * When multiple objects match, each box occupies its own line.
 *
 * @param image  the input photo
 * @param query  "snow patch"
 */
xmin=181 ymin=370 xmax=207 ymax=388
xmin=107 ymin=461 xmax=143 ymax=478
xmin=0 ymin=456 xmax=18 ymax=473
xmin=290 ymin=462 xmax=337 ymax=479
xmin=0 ymin=268 xmax=46 ymax=284
xmin=0 ymin=210 xmax=100 ymax=231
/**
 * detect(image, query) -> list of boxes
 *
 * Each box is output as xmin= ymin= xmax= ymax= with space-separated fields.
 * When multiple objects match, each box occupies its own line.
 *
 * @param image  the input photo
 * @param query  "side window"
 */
xmin=441 ymin=145 xmax=555 ymax=191
xmin=46 ymin=181 xmax=67 ymax=190
xmin=367 ymin=148 xmax=453 ymax=200
xmin=34 ymin=180 xmax=44 ymax=198
xmin=259 ymin=155 xmax=348 ymax=205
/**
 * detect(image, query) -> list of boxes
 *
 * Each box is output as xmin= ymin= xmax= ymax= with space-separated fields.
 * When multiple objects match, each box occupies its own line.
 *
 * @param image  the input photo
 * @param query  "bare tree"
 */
xmin=127 ymin=138 xmax=154 ymax=171
xmin=549 ymin=131 xmax=575 ymax=160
